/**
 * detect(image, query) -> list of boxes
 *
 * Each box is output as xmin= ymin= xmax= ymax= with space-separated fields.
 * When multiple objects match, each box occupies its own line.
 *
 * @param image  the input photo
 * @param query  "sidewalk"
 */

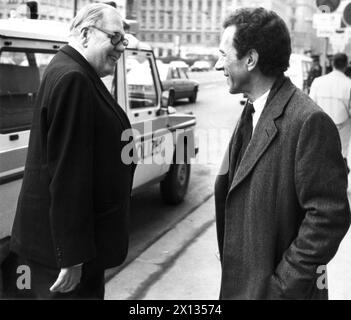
xmin=105 ymin=195 xmax=351 ymax=300
xmin=105 ymin=196 xmax=221 ymax=300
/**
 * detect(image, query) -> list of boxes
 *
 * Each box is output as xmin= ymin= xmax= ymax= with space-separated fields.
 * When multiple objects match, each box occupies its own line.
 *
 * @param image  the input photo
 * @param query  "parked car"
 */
xmin=157 ymin=61 xmax=199 ymax=104
xmin=190 ymin=60 xmax=211 ymax=72
xmin=169 ymin=60 xmax=190 ymax=72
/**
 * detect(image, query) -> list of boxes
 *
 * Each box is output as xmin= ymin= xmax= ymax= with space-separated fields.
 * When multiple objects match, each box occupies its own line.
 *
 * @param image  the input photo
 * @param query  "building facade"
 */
xmin=137 ymin=0 xmax=237 ymax=58
xmin=135 ymin=0 xmax=321 ymax=58
xmin=0 ymin=0 xmax=126 ymax=22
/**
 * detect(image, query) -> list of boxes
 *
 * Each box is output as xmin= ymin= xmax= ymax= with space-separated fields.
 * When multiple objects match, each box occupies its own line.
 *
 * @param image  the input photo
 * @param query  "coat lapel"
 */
xmin=228 ymin=76 xmax=297 ymax=194
xmin=60 ymin=45 xmax=130 ymax=129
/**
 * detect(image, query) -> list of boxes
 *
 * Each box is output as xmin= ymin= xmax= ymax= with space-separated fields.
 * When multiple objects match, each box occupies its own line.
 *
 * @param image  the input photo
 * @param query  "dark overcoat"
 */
xmin=10 ymin=45 xmax=136 ymax=270
xmin=215 ymin=77 xmax=350 ymax=300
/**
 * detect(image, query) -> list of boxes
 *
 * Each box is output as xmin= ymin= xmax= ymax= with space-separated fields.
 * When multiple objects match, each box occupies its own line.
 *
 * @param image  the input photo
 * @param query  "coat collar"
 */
xmin=228 ymin=76 xmax=297 ymax=194
xmin=60 ymin=45 xmax=130 ymax=129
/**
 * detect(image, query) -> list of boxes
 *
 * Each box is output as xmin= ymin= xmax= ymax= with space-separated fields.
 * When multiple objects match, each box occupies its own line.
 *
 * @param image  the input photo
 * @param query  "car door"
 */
xmin=170 ymin=67 xmax=184 ymax=100
xmin=178 ymin=68 xmax=193 ymax=97
xmin=124 ymin=49 xmax=166 ymax=189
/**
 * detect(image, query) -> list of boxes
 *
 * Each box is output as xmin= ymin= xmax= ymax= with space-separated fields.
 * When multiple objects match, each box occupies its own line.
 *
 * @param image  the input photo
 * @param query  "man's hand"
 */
xmin=50 ymin=264 xmax=82 ymax=293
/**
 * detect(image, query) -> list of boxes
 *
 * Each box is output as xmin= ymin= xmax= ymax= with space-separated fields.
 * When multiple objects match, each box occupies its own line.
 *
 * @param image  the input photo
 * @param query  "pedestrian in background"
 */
xmin=215 ymin=7 xmax=350 ymax=300
xmin=306 ymin=56 xmax=322 ymax=93
xmin=310 ymin=53 xmax=351 ymax=169
xmin=3 ymin=3 xmax=135 ymax=300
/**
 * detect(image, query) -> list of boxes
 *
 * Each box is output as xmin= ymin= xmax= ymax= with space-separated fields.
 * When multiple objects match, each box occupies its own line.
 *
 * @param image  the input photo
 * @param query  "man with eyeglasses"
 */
xmin=3 ymin=3 xmax=136 ymax=300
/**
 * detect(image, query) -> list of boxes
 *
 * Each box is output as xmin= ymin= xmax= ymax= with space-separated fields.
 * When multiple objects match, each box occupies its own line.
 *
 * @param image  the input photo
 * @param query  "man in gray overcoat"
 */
xmin=214 ymin=7 xmax=350 ymax=300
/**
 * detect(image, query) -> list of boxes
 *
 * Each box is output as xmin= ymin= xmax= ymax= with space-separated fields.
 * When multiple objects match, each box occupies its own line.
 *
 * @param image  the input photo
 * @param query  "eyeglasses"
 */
xmin=89 ymin=25 xmax=129 ymax=47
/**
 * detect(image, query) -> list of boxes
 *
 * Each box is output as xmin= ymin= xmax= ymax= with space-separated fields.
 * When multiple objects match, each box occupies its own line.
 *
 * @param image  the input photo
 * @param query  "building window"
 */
xmin=178 ymin=15 xmax=183 ymax=29
xmin=141 ymin=0 xmax=147 ymax=7
xmin=187 ymin=34 xmax=191 ymax=43
xmin=168 ymin=34 xmax=173 ymax=42
xmin=150 ymin=34 xmax=155 ymax=41
xmin=196 ymin=34 xmax=201 ymax=43
xmin=168 ymin=16 xmax=173 ymax=29
xmin=188 ymin=0 xmax=192 ymax=10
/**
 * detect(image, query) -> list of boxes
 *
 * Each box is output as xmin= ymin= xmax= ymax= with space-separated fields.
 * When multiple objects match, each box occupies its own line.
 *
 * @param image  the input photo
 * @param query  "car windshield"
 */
xmin=0 ymin=49 xmax=56 ymax=134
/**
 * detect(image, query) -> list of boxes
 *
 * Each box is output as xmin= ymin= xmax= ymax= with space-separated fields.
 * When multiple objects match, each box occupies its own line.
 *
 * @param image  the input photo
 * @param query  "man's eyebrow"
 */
xmin=219 ymin=49 xmax=225 ymax=55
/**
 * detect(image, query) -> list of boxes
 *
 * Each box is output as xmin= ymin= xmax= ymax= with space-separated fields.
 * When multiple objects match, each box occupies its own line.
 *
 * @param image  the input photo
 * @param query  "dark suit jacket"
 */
xmin=10 ymin=45 xmax=136 ymax=270
xmin=215 ymin=76 xmax=350 ymax=300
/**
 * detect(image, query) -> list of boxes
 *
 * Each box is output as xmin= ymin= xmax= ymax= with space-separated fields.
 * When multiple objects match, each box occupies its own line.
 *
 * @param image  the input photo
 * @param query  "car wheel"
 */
xmin=189 ymin=89 xmax=197 ymax=103
xmin=160 ymin=161 xmax=191 ymax=205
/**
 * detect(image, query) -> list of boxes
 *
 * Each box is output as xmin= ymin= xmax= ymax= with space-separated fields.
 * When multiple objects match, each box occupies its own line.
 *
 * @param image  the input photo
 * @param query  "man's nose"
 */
xmin=114 ymin=42 xmax=125 ymax=52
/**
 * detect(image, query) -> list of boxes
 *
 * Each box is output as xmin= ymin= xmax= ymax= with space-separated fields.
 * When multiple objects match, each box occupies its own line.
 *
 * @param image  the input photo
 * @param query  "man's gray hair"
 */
xmin=70 ymin=3 xmax=120 ymax=36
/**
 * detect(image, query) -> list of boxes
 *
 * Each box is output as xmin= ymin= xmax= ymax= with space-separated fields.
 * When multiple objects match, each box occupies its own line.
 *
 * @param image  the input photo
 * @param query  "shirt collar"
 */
xmin=252 ymin=89 xmax=270 ymax=114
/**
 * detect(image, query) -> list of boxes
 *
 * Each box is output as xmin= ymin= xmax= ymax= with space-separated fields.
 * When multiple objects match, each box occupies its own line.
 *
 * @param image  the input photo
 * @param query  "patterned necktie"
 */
xmin=234 ymin=100 xmax=255 ymax=174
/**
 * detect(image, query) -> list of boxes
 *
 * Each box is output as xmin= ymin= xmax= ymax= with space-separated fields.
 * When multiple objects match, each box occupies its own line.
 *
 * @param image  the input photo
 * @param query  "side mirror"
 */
xmin=161 ymin=89 xmax=175 ymax=108
xmin=158 ymin=89 xmax=176 ymax=116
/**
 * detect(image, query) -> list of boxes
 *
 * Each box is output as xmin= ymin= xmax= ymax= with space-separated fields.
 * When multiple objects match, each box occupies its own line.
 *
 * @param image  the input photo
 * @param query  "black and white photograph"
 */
xmin=0 ymin=0 xmax=351 ymax=304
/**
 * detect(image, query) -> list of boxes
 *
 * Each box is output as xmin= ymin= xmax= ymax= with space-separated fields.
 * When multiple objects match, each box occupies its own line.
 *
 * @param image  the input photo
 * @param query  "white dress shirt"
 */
xmin=310 ymin=70 xmax=351 ymax=158
xmin=309 ymin=70 xmax=351 ymax=125
xmin=252 ymin=89 xmax=270 ymax=133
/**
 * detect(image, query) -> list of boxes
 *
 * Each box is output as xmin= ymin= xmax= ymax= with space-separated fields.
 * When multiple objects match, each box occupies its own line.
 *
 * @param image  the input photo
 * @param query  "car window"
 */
xmin=171 ymin=68 xmax=180 ymax=79
xmin=0 ymin=49 xmax=55 ymax=134
xmin=126 ymin=51 xmax=158 ymax=109
xmin=178 ymin=68 xmax=189 ymax=79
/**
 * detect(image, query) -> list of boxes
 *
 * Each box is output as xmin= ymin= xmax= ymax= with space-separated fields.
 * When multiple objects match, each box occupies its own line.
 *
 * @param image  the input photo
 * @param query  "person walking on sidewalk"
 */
xmin=214 ymin=7 xmax=350 ymax=300
xmin=3 ymin=3 xmax=135 ymax=300
xmin=310 ymin=53 xmax=351 ymax=170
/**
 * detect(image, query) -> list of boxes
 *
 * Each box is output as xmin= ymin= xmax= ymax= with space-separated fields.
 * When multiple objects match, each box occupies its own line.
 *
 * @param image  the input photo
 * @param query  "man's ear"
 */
xmin=247 ymin=49 xmax=259 ymax=72
xmin=80 ymin=28 xmax=89 ymax=47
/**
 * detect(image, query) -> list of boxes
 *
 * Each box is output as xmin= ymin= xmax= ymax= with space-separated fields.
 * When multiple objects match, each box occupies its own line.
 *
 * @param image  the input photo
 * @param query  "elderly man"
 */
xmin=3 ymin=3 xmax=134 ymax=299
xmin=215 ymin=8 xmax=350 ymax=300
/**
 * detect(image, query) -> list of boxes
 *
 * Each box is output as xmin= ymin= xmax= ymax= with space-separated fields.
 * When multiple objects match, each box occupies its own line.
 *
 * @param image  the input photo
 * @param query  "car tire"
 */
xmin=189 ymin=89 xmax=197 ymax=103
xmin=160 ymin=161 xmax=191 ymax=205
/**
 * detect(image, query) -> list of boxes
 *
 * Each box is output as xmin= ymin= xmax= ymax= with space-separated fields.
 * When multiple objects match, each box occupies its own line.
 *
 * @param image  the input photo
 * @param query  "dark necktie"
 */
xmin=234 ymin=100 xmax=255 ymax=174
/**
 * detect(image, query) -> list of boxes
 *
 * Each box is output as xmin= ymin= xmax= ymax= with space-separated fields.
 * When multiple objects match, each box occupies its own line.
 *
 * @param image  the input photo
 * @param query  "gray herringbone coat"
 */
xmin=215 ymin=77 xmax=350 ymax=300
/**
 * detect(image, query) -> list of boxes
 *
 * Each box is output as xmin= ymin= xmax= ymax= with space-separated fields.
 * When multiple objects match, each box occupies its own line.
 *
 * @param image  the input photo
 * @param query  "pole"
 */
xmin=73 ymin=0 xmax=78 ymax=18
xmin=321 ymin=37 xmax=329 ymax=74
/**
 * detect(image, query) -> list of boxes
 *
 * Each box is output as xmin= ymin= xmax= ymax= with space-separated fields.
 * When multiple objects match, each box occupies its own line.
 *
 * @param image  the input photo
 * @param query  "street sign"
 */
xmin=317 ymin=28 xmax=335 ymax=38
xmin=313 ymin=13 xmax=341 ymax=29
xmin=316 ymin=0 xmax=341 ymax=13
xmin=343 ymin=2 xmax=351 ymax=26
